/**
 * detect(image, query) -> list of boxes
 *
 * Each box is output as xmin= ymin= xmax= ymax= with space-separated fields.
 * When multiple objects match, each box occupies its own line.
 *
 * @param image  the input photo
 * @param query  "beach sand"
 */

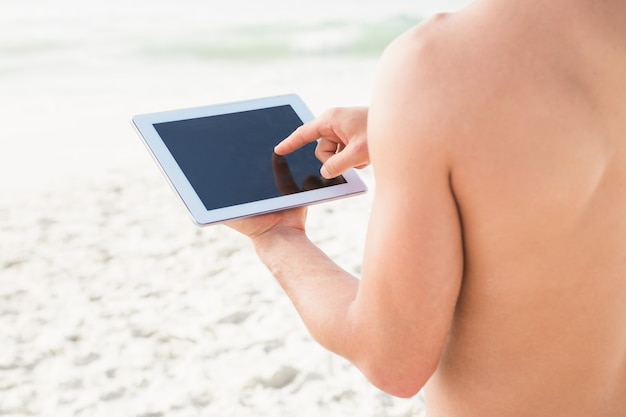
xmin=0 ymin=163 xmax=426 ymax=417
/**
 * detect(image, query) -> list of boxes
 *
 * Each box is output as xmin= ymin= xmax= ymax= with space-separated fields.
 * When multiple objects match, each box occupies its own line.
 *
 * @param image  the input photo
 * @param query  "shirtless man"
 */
xmin=228 ymin=1 xmax=626 ymax=415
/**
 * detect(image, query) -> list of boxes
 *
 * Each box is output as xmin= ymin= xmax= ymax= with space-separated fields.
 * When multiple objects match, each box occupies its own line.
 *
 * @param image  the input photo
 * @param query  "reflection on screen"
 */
xmin=153 ymin=105 xmax=346 ymax=211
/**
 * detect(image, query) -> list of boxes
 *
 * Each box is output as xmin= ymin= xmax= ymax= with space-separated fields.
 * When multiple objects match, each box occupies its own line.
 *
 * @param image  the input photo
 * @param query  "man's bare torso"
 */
xmin=415 ymin=2 xmax=626 ymax=415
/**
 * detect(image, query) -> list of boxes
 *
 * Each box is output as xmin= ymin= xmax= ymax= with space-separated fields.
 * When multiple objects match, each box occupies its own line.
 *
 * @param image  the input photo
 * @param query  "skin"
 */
xmin=229 ymin=0 xmax=626 ymax=415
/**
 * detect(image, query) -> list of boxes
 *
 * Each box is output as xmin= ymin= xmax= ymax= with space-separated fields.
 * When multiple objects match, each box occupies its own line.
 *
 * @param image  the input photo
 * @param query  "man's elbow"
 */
xmin=356 ymin=354 xmax=438 ymax=398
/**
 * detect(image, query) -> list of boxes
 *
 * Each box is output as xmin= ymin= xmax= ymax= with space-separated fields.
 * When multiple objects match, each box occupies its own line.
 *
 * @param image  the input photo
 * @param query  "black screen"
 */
xmin=153 ymin=105 xmax=345 ymax=211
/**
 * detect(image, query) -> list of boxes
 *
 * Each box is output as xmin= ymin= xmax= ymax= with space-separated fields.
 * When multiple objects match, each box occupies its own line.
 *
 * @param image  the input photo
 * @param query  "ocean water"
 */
xmin=0 ymin=0 xmax=470 ymax=190
xmin=0 ymin=0 xmax=471 ymax=71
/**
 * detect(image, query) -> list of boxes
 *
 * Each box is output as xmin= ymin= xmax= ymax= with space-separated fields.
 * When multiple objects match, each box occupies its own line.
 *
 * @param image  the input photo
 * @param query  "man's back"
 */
xmin=408 ymin=2 xmax=626 ymax=415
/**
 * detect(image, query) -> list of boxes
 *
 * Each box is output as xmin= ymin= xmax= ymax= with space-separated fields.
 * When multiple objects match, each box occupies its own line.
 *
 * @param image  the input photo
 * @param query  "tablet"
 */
xmin=132 ymin=94 xmax=367 ymax=226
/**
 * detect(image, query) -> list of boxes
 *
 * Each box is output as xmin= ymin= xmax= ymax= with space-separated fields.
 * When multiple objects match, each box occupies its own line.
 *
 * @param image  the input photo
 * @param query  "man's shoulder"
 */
xmin=386 ymin=14 xmax=496 ymax=107
xmin=375 ymin=10 xmax=541 ymax=150
xmin=373 ymin=12 xmax=493 ymax=149
xmin=381 ymin=13 xmax=459 ymax=83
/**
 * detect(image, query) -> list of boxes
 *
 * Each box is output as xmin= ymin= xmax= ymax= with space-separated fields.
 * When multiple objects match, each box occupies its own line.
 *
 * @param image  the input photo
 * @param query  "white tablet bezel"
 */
xmin=132 ymin=94 xmax=367 ymax=226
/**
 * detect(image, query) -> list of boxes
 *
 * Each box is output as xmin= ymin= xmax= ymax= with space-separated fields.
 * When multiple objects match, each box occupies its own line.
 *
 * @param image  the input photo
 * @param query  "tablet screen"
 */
xmin=153 ymin=105 xmax=345 ymax=211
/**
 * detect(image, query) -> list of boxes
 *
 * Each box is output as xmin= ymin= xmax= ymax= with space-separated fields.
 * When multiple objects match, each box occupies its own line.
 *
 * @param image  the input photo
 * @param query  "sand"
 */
xmin=1 ymin=162 xmax=426 ymax=416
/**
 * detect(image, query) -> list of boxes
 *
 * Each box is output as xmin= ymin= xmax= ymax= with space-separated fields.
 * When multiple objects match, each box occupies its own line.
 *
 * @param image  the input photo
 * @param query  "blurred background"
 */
xmin=0 ymin=0 xmax=469 ymax=191
xmin=1 ymin=1 xmax=470 ymax=417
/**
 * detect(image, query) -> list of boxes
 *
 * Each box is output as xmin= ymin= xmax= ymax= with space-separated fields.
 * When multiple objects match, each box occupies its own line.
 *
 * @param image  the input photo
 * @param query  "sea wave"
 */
xmin=0 ymin=14 xmax=420 ymax=67
xmin=138 ymin=15 xmax=419 ymax=61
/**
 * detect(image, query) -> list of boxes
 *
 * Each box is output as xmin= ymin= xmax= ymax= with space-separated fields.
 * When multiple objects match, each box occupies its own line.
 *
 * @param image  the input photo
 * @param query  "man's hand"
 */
xmin=227 ymin=107 xmax=368 ymax=239
xmin=275 ymin=107 xmax=370 ymax=179
xmin=226 ymin=206 xmax=307 ymax=241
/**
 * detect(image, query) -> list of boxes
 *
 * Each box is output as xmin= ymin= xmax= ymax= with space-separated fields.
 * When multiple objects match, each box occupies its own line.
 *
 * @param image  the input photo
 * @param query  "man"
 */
xmin=229 ymin=1 xmax=626 ymax=415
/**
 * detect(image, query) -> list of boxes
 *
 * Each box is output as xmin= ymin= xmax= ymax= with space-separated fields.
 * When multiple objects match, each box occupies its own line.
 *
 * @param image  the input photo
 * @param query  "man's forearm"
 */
xmin=252 ymin=227 xmax=360 ymax=358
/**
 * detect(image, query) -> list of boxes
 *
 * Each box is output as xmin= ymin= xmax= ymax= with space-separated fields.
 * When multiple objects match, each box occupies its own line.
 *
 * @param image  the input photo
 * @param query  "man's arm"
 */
xmin=237 ymin=24 xmax=464 ymax=398
xmin=351 ymin=26 xmax=465 ymax=396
